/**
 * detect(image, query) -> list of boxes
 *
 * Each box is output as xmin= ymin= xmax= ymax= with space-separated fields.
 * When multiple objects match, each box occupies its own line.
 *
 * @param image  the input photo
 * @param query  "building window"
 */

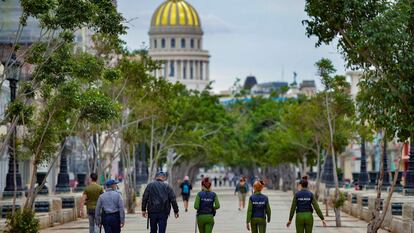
xmin=171 ymin=38 xmax=176 ymax=48
xmin=161 ymin=38 xmax=166 ymax=48
xmin=200 ymin=62 xmax=203 ymax=80
xmin=154 ymin=39 xmax=157 ymax=49
xmin=181 ymin=38 xmax=186 ymax=48
xmin=190 ymin=61 xmax=194 ymax=80
xmin=169 ymin=61 xmax=175 ymax=77
xmin=163 ymin=62 xmax=167 ymax=78
xmin=183 ymin=62 xmax=187 ymax=80
xmin=198 ymin=39 xmax=201 ymax=49
xmin=190 ymin=39 xmax=195 ymax=48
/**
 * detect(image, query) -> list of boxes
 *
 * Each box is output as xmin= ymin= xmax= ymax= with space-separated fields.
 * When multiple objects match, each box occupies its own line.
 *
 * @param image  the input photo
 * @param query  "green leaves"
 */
xmin=305 ymin=0 xmax=414 ymax=141
xmin=5 ymin=100 xmax=34 ymax=125
xmin=20 ymin=0 xmax=126 ymax=34
xmin=72 ymin=52 xmax=104 ymax=82
xmin=79 ymin=88 xmax=120 ymax=124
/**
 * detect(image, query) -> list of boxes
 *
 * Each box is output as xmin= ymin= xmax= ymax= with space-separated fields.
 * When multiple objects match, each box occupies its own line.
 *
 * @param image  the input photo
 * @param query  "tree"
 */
xmin=304 ymin=1 xmax=414 ymax=232
xmin=0 ymin=0 xmax=125 ymax=217
xmin=316 ymin=58 xmax=356 ymax=227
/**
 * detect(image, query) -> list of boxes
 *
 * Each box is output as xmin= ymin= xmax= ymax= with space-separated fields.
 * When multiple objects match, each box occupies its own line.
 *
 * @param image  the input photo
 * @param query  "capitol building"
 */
xmin=148 ymin=0 xmax=210 ymax=92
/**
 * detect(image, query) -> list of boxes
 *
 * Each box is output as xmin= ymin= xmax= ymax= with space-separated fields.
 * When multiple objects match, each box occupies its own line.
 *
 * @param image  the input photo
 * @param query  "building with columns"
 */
xmin=148 ymin=0 xmax=210 ymax=92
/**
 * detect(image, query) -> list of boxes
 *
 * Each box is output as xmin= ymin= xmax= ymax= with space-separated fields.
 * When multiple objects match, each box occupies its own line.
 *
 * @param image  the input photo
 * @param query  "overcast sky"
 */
xmin=117 ymin=0 xmax=346 ymax=92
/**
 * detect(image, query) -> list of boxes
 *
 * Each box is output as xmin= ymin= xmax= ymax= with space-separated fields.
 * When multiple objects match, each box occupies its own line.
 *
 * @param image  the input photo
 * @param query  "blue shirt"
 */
xmin=95 ymin=189 xmax=125 ymax=223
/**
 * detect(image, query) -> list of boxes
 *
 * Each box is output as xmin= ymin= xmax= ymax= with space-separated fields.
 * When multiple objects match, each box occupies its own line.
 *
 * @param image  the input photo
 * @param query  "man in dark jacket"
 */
xmin=141 ymin=171 xmax=179 ymax=233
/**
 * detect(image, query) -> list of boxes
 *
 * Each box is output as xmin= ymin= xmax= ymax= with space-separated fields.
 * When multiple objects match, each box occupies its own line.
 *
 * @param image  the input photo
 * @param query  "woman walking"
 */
xmin=286 ymin=176 xmax=327 ymax=233
xmin=194 ymin=177 xmax=220 ymax=233
xmin=235 ymin=177 xmax=249 ymax=211
xmin=246 ymin=181 xmax=271 ymax=233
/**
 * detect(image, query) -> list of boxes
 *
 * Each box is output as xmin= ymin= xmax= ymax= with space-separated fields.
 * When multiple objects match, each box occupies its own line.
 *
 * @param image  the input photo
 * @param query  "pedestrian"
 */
xmin=213 ymin=177 xmax=218 ymax=187
xmin=223 ymin=175 xmax=228 ymax=187
xmin=80 ymin=173 xmax=104 ymax=233
xmin=141 ymin=171 xmax=179 ymax=233
xmin=180 ymin=176 xmax=193 ymax=212
xmin=250 ymin=176 xmax=257 ymax=194
xmin=219 ymin=176 xmax=223 ymax=187
xmin=95 ymin=179 xmax=125 ymax=233
xmin=194 ymin=177 xmax=220 ymax=233
xmin=246 ymin=181 xmax=271 ymax=233
xmin=235 ymin=177 xmax=249 ymax=211
xmin=286 ymin=176 xmax=327 ymax=233
xmin=232 ymin=175 xmax=238 ymax=187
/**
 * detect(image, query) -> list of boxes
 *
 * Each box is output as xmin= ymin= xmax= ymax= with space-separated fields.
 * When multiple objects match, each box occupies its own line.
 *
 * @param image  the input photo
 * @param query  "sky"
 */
xmin=117 ymin=0 xmax=346 ymax=92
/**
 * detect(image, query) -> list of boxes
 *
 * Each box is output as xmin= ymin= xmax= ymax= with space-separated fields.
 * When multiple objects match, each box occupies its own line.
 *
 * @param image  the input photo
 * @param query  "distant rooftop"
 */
xmin=243 ymin=75 xmax=258 ymax=90
xmin=300 ymin=80 xmax=316 ymax=89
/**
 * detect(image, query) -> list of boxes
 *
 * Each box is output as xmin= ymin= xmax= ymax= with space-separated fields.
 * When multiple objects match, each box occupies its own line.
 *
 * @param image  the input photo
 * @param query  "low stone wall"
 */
xmin=312 ymin=183 xmax=414 ymax=233
xmin=0 ymin=193 xmax=82 ymax=232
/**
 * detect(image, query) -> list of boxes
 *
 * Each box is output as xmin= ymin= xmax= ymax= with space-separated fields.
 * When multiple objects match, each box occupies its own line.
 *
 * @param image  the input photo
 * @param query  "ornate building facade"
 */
xmin=149 ymin=0 xmax=210 ymax=92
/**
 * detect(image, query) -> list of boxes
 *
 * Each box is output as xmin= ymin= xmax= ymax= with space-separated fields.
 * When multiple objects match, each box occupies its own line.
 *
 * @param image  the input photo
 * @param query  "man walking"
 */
xmin=95 ymin=179 xmax=125 ymax=233
xmin=141 ymin=171 xmax=179 ymax=233
xmin=180 ymin=176 xmax=192 ymax=212
xmin=80 ymin=173 xmax=104 ymax=233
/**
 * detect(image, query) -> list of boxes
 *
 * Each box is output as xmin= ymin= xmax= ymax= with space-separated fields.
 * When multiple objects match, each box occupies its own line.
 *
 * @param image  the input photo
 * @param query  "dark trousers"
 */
xmin=102 ymin=213 xmax=121 ymax=233
xmin=149 ymin=213 xmax=169 ymax=233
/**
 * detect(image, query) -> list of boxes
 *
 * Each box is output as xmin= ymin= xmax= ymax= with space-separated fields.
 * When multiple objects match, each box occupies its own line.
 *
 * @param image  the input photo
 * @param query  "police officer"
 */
xmin=95 ymin=179 xmax=125 ymax=233
xmin=194 ymin=177 xmax=220 ymax=233
xmin=286 ymin=176 xmax=327 ymax=233
xmin=246 ymin=180 xmax=271 ymax=233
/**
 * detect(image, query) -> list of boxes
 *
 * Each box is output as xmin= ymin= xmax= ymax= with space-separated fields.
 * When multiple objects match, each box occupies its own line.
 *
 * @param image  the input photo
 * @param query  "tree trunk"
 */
xmin=325 ymin=90 xmax=341 ymax=227
xmin=315 ymin=145 xmax=322 ymax=199
xmin=280 ymin=163 xmax=295 ymax=192
xmin=24 ymin=163 xmax=38 ymax=209
xmin=367 ymin=132 xmax=401 ymax=233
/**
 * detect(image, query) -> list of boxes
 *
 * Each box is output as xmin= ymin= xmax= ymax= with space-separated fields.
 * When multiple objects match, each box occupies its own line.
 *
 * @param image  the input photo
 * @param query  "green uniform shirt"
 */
xmin=246 ymin=191 xmax=271 ymax=223
xmin=194 ymin=190 xmax=220 ymax=212
xmin=289 ymin=189 xmax=324 ymax=221
xmin=83 ymin=183 xmax=104 ymax=210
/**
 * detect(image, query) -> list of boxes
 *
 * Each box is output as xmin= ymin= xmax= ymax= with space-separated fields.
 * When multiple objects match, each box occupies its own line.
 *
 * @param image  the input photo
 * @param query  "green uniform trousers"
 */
xmin=197 ymin=214 xmax=215 ymax=233
xmin=251 ymin=218 xmax=267 ymax=233
xmin=295 ymin=212 xmax=314 ymax=233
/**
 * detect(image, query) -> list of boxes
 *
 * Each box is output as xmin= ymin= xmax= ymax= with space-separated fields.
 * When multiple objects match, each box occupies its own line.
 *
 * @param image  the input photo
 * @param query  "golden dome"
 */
xmin=151 ymin=0 xmax=200 ymax=28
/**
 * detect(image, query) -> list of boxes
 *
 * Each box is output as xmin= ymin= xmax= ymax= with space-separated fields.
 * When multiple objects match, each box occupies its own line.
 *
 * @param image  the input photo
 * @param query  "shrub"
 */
xmin=4 ymin=208 xmax=39 ymax=233
xmin=334 ymin=191 xmax=346 ymax=209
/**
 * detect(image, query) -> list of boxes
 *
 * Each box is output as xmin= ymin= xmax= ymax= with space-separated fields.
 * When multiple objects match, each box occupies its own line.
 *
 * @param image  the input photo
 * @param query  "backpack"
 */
xmin=182 ymin=183 xmax=190 ymax=194
xmin=149 ymin=183 xmax=169 ymax=211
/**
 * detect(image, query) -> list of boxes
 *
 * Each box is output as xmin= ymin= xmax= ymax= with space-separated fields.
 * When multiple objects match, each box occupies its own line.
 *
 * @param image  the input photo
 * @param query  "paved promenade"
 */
xmin=41 ymin=187 xmax=387 ymax=233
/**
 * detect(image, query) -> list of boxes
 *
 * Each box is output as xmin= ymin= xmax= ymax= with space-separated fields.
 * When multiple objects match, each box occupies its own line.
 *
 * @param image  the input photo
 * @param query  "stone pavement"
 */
xmin=41 ymin=187 xmax=388 ymax=233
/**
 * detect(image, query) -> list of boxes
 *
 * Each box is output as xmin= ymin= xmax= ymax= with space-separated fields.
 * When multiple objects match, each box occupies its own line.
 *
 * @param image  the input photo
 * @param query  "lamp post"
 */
xmin=3 ymin=53 xmax=23 ymax=198
xmin=56 ymin=140 xmax=71 ymax=193
xmin=322 ymin=154 xmax=335 ymax=188
xmin=382 ymin=137 xmax=391 ymax=190
xmin=359 ymin=138 xmax=369 ymax=189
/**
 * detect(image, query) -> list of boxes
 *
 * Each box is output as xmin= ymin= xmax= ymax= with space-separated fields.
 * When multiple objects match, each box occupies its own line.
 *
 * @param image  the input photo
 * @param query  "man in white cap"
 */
xmin=95 ymin=179 xmax=125 ymax=233
xmin=180 ymin=176 xmax=192 ymax=212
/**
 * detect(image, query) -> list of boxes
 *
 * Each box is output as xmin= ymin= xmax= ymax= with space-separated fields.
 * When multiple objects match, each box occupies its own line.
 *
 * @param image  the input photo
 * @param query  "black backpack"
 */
xmin=149 ymin=182 xmax=170 ymax=211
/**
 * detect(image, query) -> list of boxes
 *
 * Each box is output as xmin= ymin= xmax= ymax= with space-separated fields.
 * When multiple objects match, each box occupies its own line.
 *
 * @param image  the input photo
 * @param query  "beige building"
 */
xmin=148 ymin=0 xmax=210 ymax=92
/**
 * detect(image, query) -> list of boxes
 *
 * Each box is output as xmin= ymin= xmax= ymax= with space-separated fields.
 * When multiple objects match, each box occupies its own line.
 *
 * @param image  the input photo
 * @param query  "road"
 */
xmin=41 ymin=186 xmax=387 ymax=233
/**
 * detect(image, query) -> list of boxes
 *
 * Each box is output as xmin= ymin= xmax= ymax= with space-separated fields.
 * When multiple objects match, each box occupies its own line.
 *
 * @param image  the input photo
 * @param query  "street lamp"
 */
xmin=359 ymin=138 xmax=369 ymax=189
xmin=3 ymin=52 xmax=23 ymax=198
xmin=56 ymin=140 xmax=71 ymax=193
